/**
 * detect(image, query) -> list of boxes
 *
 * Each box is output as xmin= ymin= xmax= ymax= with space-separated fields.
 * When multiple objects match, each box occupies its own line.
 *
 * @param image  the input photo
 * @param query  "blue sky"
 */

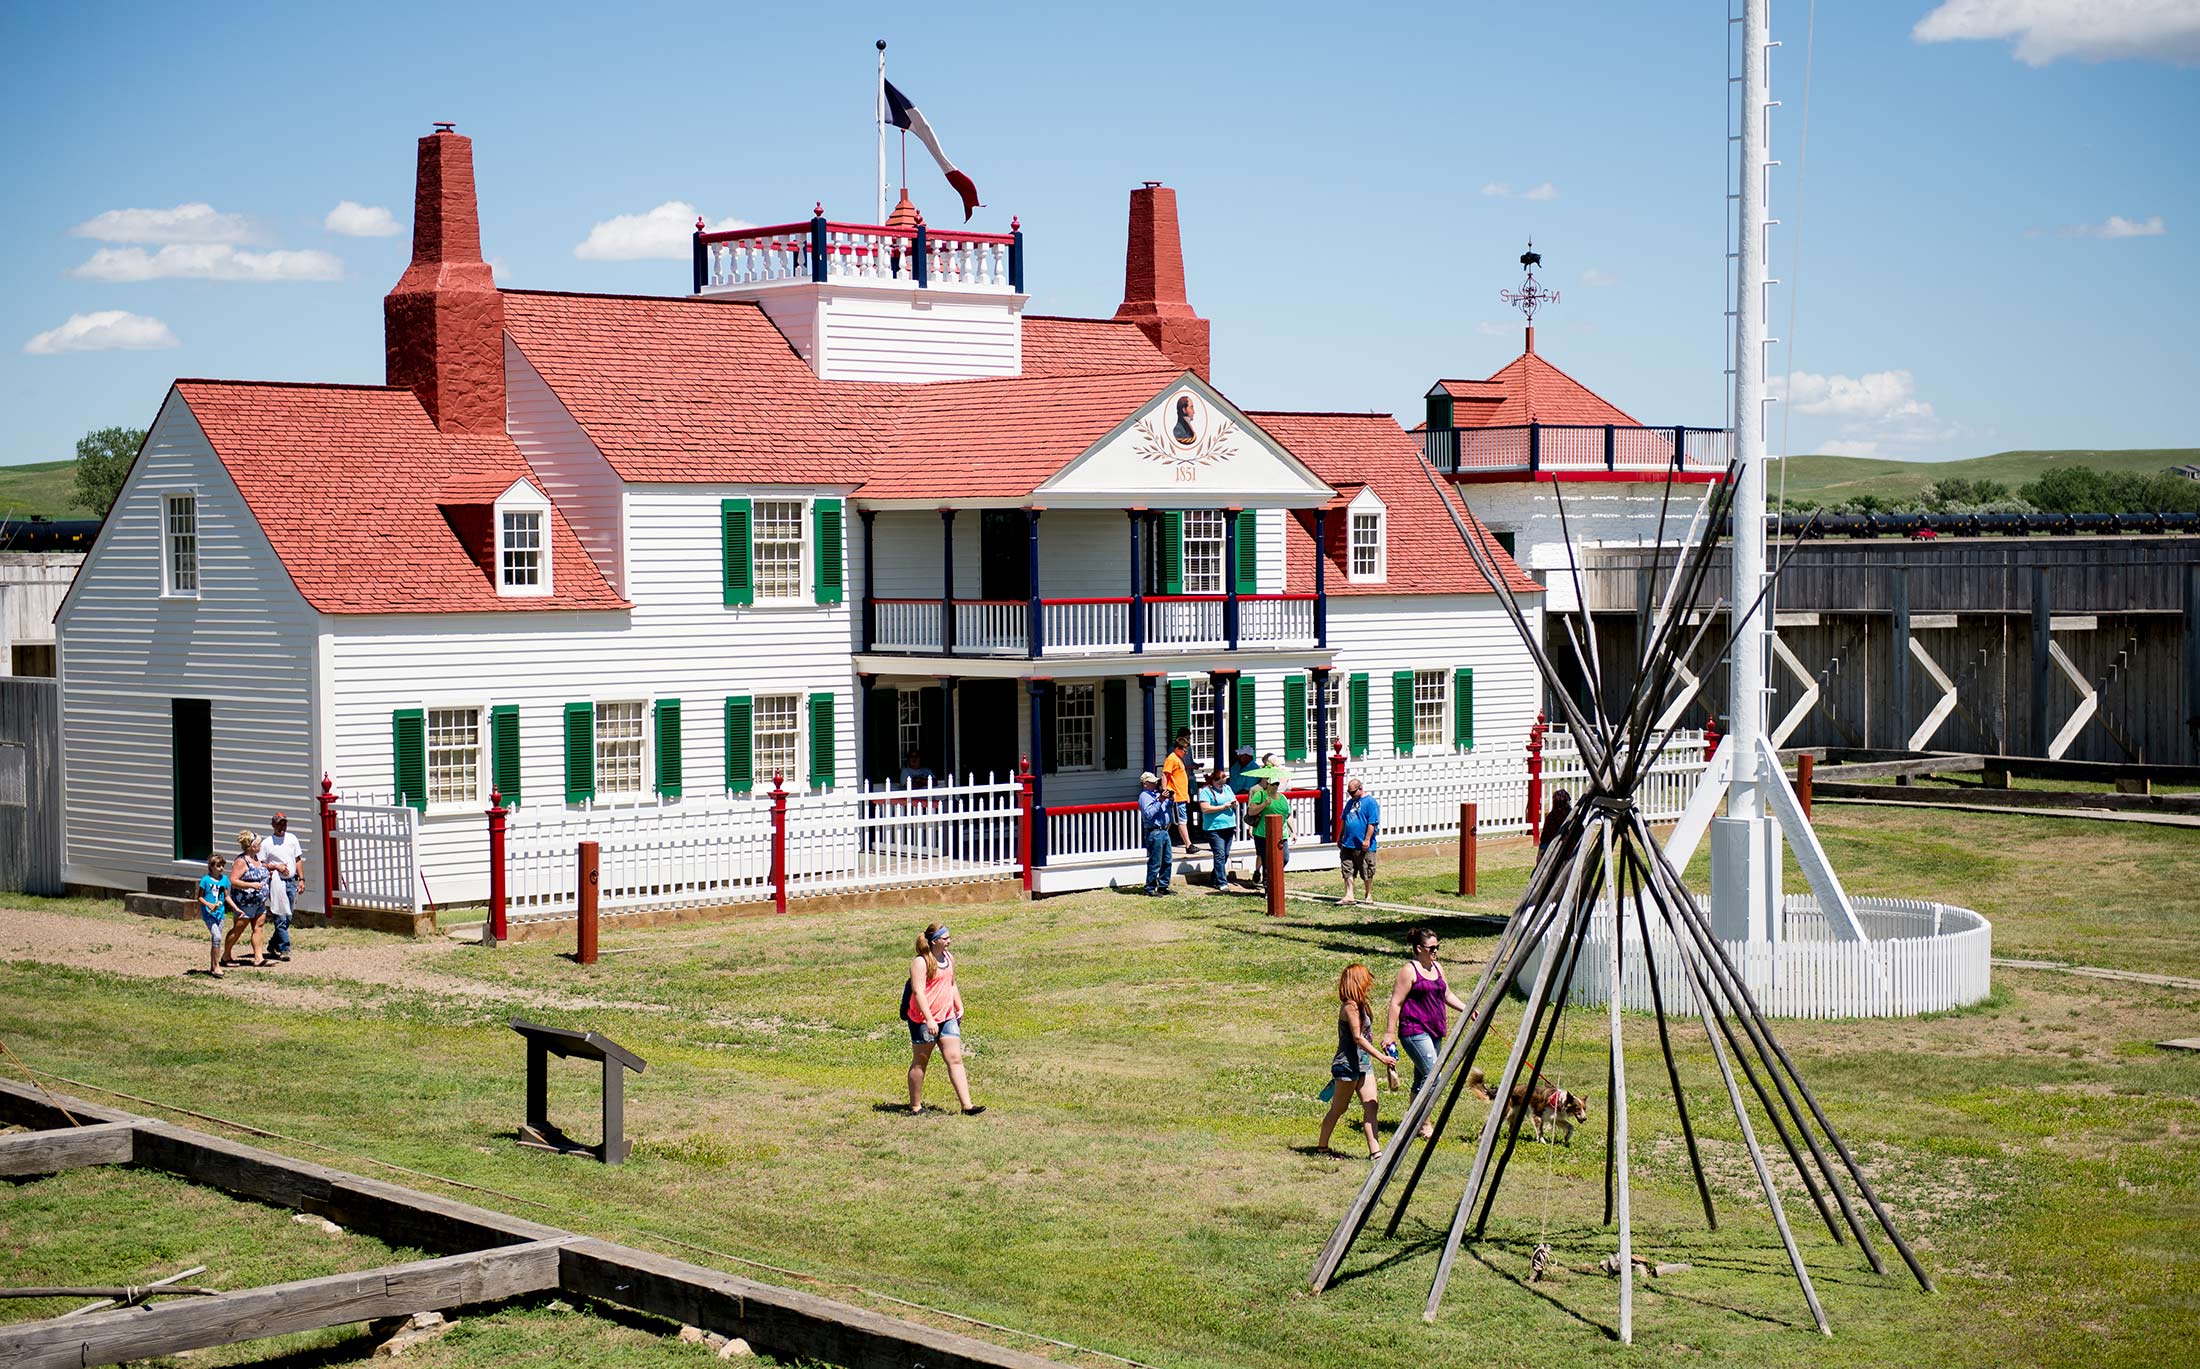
xmin=2 ymin=0 xmax=2193 ymax=468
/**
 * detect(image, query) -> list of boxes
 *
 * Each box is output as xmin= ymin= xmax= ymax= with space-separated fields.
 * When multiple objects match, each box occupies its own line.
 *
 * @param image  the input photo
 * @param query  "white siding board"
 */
xmin=505 ymin=337 xmax=626 ymax=594
xmin=1326 ymin=594 xmax=1543 ymax=774
xmin=57 ymin=393 xmax=321 ymax=898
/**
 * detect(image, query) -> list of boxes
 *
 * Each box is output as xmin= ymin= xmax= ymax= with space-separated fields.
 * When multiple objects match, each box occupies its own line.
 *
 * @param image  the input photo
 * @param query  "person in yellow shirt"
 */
xmin=1159 ymin=732 xmax=1193 ymax=851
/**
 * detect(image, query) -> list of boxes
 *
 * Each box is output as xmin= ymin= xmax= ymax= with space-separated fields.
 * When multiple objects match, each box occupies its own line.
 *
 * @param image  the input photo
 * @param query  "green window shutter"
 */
xmin=1103 ymin=680 xmax=1128 ymax=772
xmin=391 ymin=709 xmax=426 ymax=814
xmin=1392 ymin=670 xmax=1416 ymax=756
xmin=1453 ymin=668 xmax=1475 ymax=751
xmin=654 ymin=699 xmax=684 ymax=797
xmin=1234 ymin=510 xmax=1259 ymax=594
xmin=1283 ymin=673 xmax=1308 ymax=762
xmin=1167 ymin=678 xmax=1191 ymax=742
xmin=1235 ymin=675 xmax=1257 ymax=751
xmin=813 ymin=497 xmax=844 ymax=605
xmin=1160 ymin=511 xmax=1184 ymax=595
xmin=808 ymin=691 xmax=836 ymax=790
xmin=1348 ymin=672 xmax=1370 ymax=758
xmin=721 ymin=498 xmax=754 ymax=607
xmin=724 ymin=696 xmax=754 ymax=793
xmin=489 ymin=704 xmax=521 ymax=807
xmin=563 ymin=702 xmax=595 ymax=804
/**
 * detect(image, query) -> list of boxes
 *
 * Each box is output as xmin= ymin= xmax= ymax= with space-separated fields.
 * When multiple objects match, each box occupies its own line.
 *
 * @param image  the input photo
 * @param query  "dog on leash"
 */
xmin=1467 ymin=1067 xmax=1591 ymax=1145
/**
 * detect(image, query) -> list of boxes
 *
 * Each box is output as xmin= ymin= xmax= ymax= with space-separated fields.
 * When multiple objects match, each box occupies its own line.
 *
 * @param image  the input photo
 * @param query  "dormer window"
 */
xmin=1347 ymin=489 xmax=1386 ymax=584
xmin=492 ymin=482 xmax=553 ymax=598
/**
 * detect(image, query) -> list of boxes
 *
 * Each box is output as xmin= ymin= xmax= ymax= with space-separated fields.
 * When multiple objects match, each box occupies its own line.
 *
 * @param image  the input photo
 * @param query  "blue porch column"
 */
xmin=1129 ymin=508 xmax=1146 ymax=654
xmin=939 ymin=675 xmax=959 ymax=783
xmin=1026 ymin=508 xmax=1045 ymax=660
xmin=859 ymin=509 xmax=876 ymax=653
xmin=939 ymin=509 xmax=956 ymax=656
xmin=1028 ymin=678 xmax=1050 ymax=864
xmin=1313 ymin=508 xmax=1328 ymax=649
xmin=1208 ymin=668 xmax=1233 ymax=774
xmin=859 ymin=673 xmax=877 ymax=783
xmin=1223 ymin=506 xmax=1241 ymax=650
xmin=1312 ymin=665 xmax=1333 ymax=841
xmin=1140 ymin=672 xmax=1158 ymax=776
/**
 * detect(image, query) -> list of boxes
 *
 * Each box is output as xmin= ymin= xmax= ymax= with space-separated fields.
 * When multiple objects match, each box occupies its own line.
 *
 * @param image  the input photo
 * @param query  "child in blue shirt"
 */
xmin=197 ymin=853 xmax=230 ymax=978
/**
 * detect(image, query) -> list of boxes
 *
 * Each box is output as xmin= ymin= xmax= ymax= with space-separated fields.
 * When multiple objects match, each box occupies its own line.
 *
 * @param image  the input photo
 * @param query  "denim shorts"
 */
xmin=908 ymin=1017 xmax=962 ymax=1045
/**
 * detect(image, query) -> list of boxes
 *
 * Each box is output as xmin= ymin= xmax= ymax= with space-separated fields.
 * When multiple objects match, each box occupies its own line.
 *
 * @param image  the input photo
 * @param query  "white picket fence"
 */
xmin=1529 ymin=896 xmax=1992 ymax=1019
xmin=1044 ymin=791 xmax=1321 ymax=864
xmin=329 ymin=800 xmax=424 ymax=916
xmin=1340 ymin=727 xmax=1709 ymax=845
xmin=503 ymin=776 xmax=1021 ymax=924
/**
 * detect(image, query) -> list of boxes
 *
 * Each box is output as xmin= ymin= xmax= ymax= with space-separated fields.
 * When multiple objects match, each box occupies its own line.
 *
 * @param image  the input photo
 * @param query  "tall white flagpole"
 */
xmin=875 ymin=40 xmax=888 ymax=223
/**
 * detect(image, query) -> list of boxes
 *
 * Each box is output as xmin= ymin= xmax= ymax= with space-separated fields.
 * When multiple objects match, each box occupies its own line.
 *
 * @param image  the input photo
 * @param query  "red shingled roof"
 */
xmin=173 ymin=380 xmax=626 ymax=614
xmin=1020 ymin=315 xmax=1171 ymax=377
xmin=862 ymin=369 xmax=1184 ymax=500
xmin=1248 ymin=411 xmax=1541 ymax=598
xmin=1428 ymin=350 xmax=1640 ymax=428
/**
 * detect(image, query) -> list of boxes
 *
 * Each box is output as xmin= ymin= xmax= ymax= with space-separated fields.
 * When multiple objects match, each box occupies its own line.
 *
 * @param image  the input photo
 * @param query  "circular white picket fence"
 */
xmin=1521 ymin=895 xmax=1992 ymax=1020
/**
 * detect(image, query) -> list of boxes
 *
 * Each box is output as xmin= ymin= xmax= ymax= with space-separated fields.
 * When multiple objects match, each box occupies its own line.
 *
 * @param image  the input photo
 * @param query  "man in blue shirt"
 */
xmin=1137 ymin=771 xmax=1176 ymax=896
xmin=1339 ymin=776 xmax=1381 ymax=906
xmin=1228 ymin=745 xmax=1258 ymax=796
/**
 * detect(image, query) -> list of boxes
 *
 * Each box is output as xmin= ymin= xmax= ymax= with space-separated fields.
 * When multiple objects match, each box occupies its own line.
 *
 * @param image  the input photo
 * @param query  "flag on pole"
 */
xmin=883 ymin=78 xmax=980 ymax=222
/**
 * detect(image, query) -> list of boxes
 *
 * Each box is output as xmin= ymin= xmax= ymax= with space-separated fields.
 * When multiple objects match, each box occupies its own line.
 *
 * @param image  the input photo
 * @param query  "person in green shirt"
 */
xmin=1248 ymin=776 xmax=1293 ymax=891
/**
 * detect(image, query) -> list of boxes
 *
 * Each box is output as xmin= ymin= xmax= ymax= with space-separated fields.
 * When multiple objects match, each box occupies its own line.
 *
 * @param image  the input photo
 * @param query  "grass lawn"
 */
xmin=2 ymin=804 xmax=2196 ymax=1368
xmin=1768 ymin=447 xmax=2199 ymax=504
xmin=0 ymin=458 xmax=82 ymax=520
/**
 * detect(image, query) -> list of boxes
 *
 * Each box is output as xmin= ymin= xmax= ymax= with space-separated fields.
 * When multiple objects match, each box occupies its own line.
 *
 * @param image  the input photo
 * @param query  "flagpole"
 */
xmin=875 ymin=40 xmax=888 ymax=223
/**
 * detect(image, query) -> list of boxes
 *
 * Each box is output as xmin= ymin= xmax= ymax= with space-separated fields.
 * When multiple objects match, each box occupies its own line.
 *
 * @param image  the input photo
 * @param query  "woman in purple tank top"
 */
xmin=1382 ymin=926 xmax=1471 ymax=1140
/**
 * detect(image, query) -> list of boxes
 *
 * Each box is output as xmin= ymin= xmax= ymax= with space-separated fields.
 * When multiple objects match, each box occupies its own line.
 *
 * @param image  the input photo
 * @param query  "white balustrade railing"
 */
xmin=823 ymin=226 xmax=923 ymax=283
xmin=924 ymin=231 xmax=1013 ymax=288
xmin=872 ymin=599 xmax=943 ymax=653
xmin=1238 ymin=595 xmax=1317 ymax=647
xmin=699 ymin=222 xmax=1015 ymax=293
xmin=1045 ymin=804 xmax=1144 ymax=862
xmin=1145 ymin=596 xmax=1226 ymax=650
xmin=1414 ymin=425 xmax=1728 ymax=475
xmin=954 ymin=600 xmax=1026 ymax=655
xmin=330 ymin=801 xmax=423 ymax=914
xmin=699 ymin=224 xmax=814 ymax=288
xmin=1041 ymin=599 xmax=1132 ymax=655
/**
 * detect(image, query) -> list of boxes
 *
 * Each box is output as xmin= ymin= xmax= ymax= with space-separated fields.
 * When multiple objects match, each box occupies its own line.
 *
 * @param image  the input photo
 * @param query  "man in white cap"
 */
xmin=1137 ymin=771 xmax=1175 ymax=895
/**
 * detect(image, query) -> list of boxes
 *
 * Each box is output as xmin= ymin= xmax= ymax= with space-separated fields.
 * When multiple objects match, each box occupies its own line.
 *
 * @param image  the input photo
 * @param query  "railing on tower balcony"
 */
xmin=693 ymin=208 xmax=1024 ymax=295
xmin=1416 ymin=423 xmax=1732 ymax=477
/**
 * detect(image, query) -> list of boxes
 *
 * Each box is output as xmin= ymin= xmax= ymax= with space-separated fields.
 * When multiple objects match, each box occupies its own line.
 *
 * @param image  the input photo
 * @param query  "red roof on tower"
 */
xmin=1425 ymin=349 xmax=1641 ymax=429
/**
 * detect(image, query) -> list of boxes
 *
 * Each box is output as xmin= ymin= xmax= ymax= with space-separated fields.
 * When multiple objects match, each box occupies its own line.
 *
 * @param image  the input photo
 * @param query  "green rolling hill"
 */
xmin=1767 ymin=448 xmax=2198 ymax=504
xmin=0 ymin=460 xmax=85 ymax=520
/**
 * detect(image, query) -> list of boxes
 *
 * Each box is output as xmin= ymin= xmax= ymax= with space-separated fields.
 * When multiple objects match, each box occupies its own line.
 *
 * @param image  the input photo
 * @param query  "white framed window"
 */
xmin=1413 ymin=670 xmax=1448 ymax=751
xmin=1055 ymin=683 xmax=1097 ymax=771
xmin=1347 ymin=489 xmax=1386 ymax=583
xmin=499 ymin=510 xmax=544 ymax=593
xmin=754 ymin=499 xmax=806 ymax=601
xmin=897 ymin=689 xmax=924 ymax=770
xmin=426 ymin=707 xmax=482 ymax=808
xmin=1310 ymin=672 xmax=1341 ymax=751
xmin=755 ymin=694 xmax=801 ymax=787
xmin=596 ymin=700 xmax=647 ymax=797
xmin=1183 ymin=510 xmax=1225 ymax=595
xmin=163 ymin=493 xmax=199 ymax=597
xmin=1189 ymin=678 xmax=1215 ymax=769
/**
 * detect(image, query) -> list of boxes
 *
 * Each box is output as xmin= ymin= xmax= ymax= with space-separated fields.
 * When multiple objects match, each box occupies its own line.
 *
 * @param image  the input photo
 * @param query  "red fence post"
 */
xmin=1458 ymin=802 xmax=1478 ymax=897
xmin=770 ymin=772 xmax=789 ymax=915
xmin=1526 ymin=712 xmax=1547 ymax=846
xmin=485 ymin=789 xmax=507 ymax=946
xmin=1328 ymin=740 xmax=1347 ymax=845
xmin=1797 ymin=751 xmax=1815 ymax=819
xmin=1016 ymin=755 xmax=1036 ymax=896
xmin=576 ymin=840 xmax=600 ymax=965
xmin=1704 ymin=712 xmax=1721 ymax=761
xmin=316 ymin=774 xmax=340 ymax=927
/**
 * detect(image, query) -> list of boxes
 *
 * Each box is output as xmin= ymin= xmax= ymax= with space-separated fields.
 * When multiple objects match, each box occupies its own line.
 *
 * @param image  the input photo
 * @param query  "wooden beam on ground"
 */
xmin=1810 ymin=754 xmax=1984 ymax=781
xmin=1811 ymin=782 xmax=2200 ymax=816
xmin=0 ymin=1079 xmax=140 ymax=1132
xmin=0 ymin=1120 xmax=134 ymax=1176
xmin=558 ymin=1238 xmax=1056 ymax=1369
xmin=0 ymin=1239 xmax=570 ymax=1369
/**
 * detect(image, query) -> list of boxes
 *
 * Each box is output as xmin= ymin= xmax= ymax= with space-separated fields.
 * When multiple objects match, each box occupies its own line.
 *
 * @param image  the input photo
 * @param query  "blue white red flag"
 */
xmin=884 ymin=79 xmax=980 ymax=222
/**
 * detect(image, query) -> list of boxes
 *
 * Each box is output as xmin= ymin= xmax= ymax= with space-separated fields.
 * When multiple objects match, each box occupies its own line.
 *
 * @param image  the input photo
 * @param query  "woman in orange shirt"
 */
xmin=904 ymin=923 xmax=984 ymax=1115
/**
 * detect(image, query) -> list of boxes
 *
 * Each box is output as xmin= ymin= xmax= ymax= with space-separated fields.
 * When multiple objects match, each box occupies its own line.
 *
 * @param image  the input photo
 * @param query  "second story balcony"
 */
xmin=693 ymin=209 xmax=1024 ymax=296
xmin=1419 ymin=423 xmax=1733 ymax=482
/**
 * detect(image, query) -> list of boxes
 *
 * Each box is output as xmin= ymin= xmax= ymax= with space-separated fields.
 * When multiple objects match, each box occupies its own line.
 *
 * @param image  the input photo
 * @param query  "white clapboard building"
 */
xmin=59 ymin=127 xmax=1566 ymax=910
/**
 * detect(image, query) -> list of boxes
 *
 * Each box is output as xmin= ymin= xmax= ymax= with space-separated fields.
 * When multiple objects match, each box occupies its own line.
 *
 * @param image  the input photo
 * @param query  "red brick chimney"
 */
xmin=1113 ymin=182 xmax=1210 ymax=381
xmin=385 ymin=125 xmax=505 ymax=435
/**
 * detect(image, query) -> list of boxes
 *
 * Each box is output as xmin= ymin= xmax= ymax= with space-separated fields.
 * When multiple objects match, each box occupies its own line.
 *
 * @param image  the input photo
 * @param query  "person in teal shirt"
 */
xmin=196 ymin=853 xmax=230 ymax=979
xmin=1195 ymin=768 xmax=1239 ymax=888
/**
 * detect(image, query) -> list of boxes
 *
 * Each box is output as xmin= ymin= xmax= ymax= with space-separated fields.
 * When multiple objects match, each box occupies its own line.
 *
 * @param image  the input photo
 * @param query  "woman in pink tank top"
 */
xmin=904 ymin=923 xmax=983 ymax=1115
xmin=1383 ymin=926 xmax=1471 ymax=1140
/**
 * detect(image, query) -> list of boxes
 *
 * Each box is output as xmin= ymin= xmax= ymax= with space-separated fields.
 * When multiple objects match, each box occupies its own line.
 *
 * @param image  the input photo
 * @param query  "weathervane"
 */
xmin=1499 ymin=239 xmax=1558 ymax=324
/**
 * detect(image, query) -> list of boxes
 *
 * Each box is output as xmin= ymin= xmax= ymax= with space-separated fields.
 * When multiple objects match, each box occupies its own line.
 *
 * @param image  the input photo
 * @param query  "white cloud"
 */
xmin=1775 ymin=369 xmax=1934 ymax=421
xmin=1817 ymin=439 xmax=1882 ymax=458
xmin=1580 ymin=267 xmax=1618 ymax=286
xmin=1479 ymin=182 xmax=1512 ymax=198
xmin=69 ymin=244 xmax=345 ymax=282
xmin=574 ymin=201 xmax=750 ymax=261
xmin=23 ymin=310 xmax=180 ymax=355
xmin=2057 ymin=213 xmax=2168 ymax=238
xmin=1914 ymin=0 xmax=2200 ymax=66
xmin=69 ymin=203 xmax=257 ymax=244
xmin=1522 ymin=182 xmax=1560 ymax=201
xmin=325 ymin=201 xmax=400 ymax=237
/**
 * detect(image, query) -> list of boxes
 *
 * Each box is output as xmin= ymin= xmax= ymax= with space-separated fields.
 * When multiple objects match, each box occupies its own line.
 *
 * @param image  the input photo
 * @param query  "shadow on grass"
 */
xmin=1206 ymin=910 xmax=1509 ymax=961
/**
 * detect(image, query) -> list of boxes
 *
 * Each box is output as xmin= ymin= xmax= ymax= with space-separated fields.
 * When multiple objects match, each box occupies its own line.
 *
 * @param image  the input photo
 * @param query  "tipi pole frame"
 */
xmin=1627 ymin=856 xmax=1718 ymax=1231
xmin=1605 ymin=820 xmax=1633 ymax=1344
